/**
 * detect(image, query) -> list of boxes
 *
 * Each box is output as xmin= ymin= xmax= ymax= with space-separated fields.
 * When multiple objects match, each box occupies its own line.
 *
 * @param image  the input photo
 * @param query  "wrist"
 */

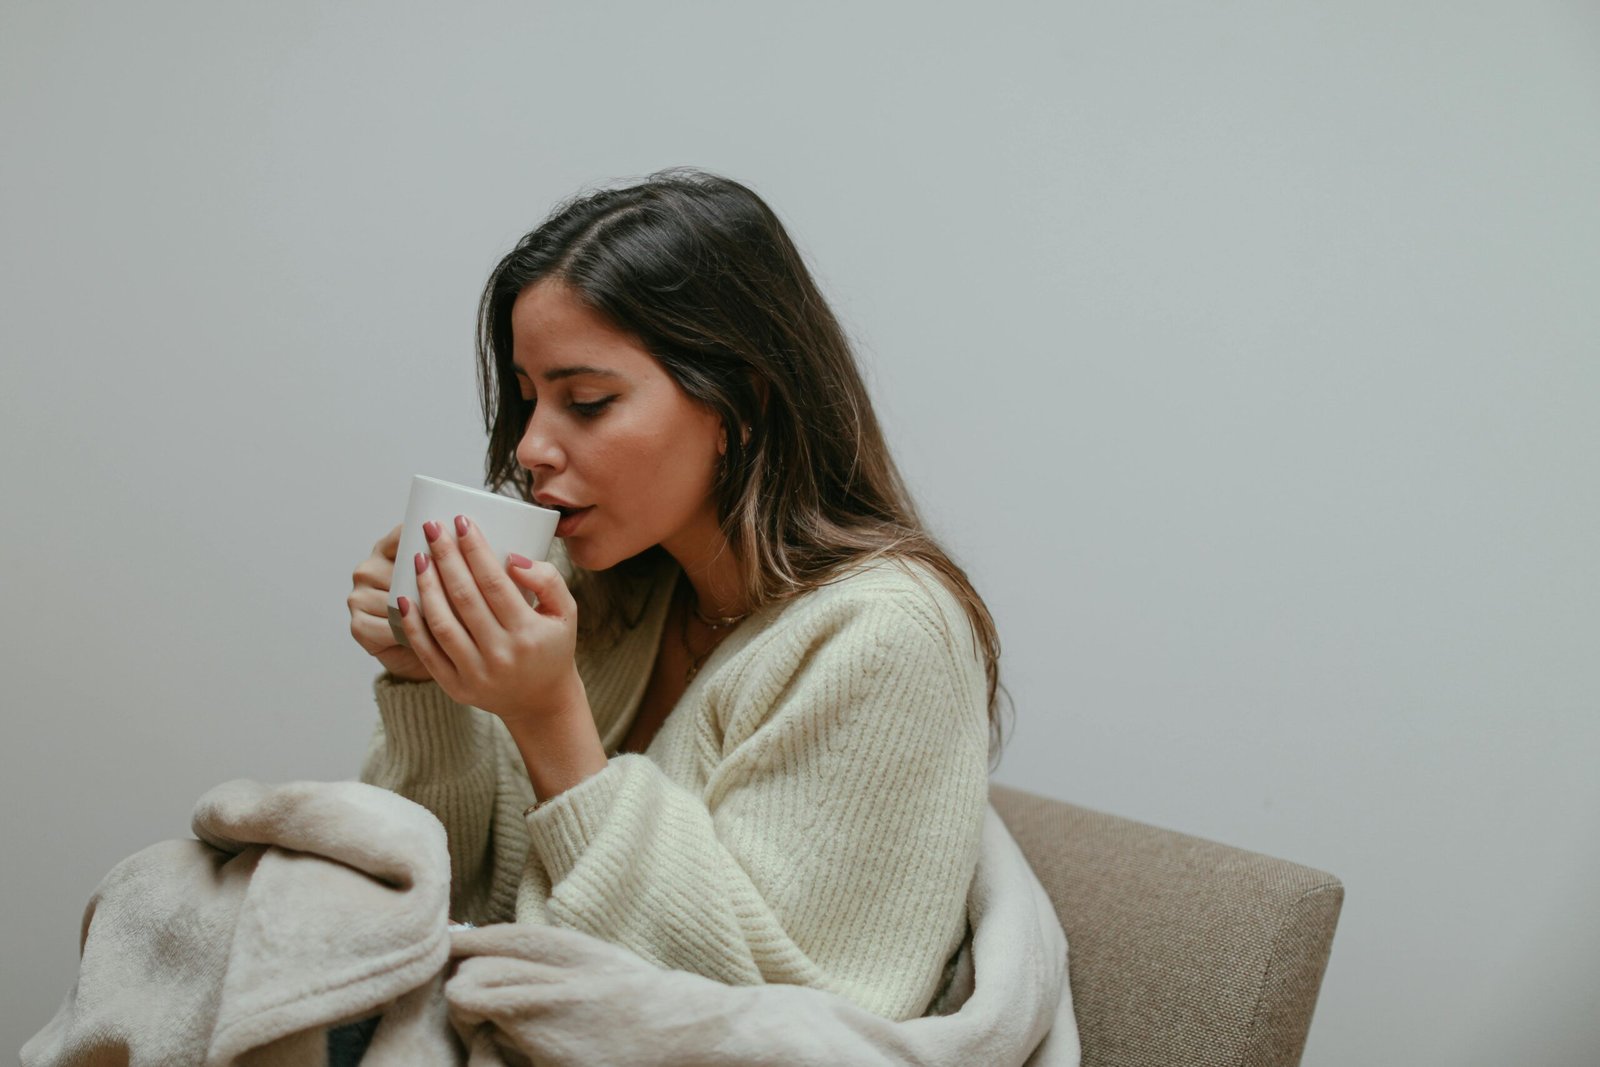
xmin=502 ymin=671 xmax=609 ymax=806
xmin=497 ymin=668 xmax=588 ymax=732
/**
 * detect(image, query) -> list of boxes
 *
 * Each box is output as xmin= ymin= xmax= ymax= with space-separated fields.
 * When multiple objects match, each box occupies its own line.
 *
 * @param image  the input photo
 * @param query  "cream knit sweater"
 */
xmin=361 ymin=548 xmax=992 ymax=1023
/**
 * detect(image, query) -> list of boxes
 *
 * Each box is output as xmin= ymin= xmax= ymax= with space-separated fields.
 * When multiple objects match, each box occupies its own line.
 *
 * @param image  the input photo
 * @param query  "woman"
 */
xmin=346 ymin=168 xmax=1011 ymax=1032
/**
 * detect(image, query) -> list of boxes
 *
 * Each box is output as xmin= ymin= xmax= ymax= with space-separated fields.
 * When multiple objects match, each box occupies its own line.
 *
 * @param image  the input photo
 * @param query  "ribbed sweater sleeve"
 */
xmin=360 ymin=674 xmax=531 ymax=926
xmin=519 ymin=591 xmax=991 ymax=1022
xmin=359 ymin=540 xmax=581 ymax=926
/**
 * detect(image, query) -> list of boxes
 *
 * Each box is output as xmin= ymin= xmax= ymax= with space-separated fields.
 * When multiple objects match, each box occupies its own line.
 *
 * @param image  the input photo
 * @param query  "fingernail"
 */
xmin=424 ymin=520 xmax=441 ymax=543
xmin=508 ymin=553 xmax=532 ymax=569
xmin=455 ymin=515 xmax=470 ymax=537
xmin=398 ymin=596 xmax=410 ymax=617
xmin=415 ymin=552 xmax=429 ymax=575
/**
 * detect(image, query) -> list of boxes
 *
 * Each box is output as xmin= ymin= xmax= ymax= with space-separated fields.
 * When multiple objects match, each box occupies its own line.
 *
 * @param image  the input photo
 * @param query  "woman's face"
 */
xmin=511 ymin=278 xmax=727 ymax=572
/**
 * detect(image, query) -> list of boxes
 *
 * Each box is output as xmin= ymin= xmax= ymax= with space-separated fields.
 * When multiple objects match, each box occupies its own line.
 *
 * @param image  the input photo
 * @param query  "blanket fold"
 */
xmin=22 ymin=780 xmax=1079 ymax=1067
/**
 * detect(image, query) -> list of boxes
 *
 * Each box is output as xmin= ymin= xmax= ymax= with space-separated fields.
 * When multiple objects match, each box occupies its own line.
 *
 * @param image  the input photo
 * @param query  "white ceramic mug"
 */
xmin=388 ymin=475 xmax=561 ymax=647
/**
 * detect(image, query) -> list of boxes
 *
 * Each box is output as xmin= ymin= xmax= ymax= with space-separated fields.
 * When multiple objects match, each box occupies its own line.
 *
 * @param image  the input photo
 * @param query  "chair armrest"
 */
xmin=990 ymin=783 xmax=1343 ymax=1067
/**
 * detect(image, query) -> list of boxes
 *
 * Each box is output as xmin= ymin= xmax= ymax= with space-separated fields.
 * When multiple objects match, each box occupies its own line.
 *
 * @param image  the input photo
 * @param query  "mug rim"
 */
xmin=412 ymin=475 xmax=559 ymax=516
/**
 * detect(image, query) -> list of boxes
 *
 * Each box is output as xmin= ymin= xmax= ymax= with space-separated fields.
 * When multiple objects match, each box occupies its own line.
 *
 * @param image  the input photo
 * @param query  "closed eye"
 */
xmin=515 ymin=395 xmax=617 ymax=418
xmin=571 ymin=396 xmax=616 ymax=418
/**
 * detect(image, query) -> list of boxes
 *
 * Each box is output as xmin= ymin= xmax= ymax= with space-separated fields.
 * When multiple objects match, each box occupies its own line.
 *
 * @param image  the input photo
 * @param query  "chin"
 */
xmin=560 ymin=537 xmax=599 ymax=571
xmin=560 ymin=538 xmax=625 ymax=573
xmin=568 ymin=537 xmax=669 ymax=575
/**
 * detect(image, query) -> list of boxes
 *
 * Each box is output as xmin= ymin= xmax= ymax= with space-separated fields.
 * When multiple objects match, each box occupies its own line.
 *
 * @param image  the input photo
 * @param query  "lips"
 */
xmin=534 ymin=492 xmax=592 ymax=536
xmin=554 ymin=506 xmax=593 ymax=537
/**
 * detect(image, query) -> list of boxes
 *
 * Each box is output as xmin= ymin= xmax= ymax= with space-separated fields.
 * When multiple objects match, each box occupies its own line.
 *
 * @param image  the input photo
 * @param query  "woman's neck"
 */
xmin=659 ymin=513 xmax=750 ymax=621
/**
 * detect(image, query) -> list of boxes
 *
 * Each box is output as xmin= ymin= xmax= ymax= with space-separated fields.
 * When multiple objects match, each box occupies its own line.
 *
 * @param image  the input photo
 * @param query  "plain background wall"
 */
xmin=3 ymin=1 xmax=1596 ymax=1062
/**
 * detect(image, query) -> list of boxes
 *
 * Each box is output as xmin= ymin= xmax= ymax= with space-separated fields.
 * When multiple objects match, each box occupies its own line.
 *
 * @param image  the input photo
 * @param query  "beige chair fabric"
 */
xmin=989 ymin=784 xmax=1343 ymax=1067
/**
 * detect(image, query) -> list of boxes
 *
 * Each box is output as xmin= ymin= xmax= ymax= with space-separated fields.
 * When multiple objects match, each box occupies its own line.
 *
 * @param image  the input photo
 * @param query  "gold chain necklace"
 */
xmin=679 ymin=573 xmax=750 ymax=683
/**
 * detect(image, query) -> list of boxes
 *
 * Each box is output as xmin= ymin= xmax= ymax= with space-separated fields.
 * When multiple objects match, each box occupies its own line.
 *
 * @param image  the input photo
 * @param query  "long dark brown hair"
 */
xmin=475 ymin=167 xmax=1012 ymax=766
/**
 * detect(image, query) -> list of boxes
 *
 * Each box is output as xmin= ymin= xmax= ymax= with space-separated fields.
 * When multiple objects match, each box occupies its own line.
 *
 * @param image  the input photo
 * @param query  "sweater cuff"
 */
xmin=523 ymin=754 xmax=639 ymax=887
xmin=372 ymin=672 xmax=488 ymax=779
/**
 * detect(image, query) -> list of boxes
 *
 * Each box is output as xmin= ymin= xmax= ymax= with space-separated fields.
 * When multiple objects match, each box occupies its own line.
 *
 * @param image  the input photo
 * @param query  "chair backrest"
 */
xmin=989 ymin=783 xmax=1342 ymax=1067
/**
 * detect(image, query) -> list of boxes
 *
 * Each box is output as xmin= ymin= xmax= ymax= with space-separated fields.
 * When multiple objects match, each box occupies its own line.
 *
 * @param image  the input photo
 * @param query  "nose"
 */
xmin=514 ymin=404 xmax=564 ymax=474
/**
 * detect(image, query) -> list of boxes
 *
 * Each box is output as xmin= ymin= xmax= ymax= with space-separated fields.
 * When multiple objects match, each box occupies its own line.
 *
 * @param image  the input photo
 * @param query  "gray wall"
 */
xmin=4 ymin=2 xmax=1596 ymax=1063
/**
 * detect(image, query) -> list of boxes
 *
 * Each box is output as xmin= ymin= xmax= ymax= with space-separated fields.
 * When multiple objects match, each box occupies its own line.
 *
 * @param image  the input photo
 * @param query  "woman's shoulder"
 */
xmin=758 ymin=555 xmax=981 ymax=670
xmin=715 ymin=556 xmax=990 ymax=753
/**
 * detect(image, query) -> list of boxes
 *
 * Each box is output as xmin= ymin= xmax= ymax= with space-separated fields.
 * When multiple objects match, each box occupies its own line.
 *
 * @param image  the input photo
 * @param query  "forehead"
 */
xmin=509 ymin=280 xmax=653 ymax=377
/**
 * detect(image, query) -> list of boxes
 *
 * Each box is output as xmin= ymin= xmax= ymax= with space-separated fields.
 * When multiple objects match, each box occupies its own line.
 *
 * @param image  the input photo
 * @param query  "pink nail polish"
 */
xmin=455 ymin=515 xmax=469 ymax=537
xmin=398 ymin=596 xmax=410 ymax=617
xmin=415 ymin=552 xmax=429 ymax=575
xmin=424 ymin=521 xmax=441 ymax=543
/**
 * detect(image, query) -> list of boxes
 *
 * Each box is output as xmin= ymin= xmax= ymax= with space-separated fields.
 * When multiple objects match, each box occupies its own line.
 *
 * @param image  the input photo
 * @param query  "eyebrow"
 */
xmin=512 ymin=363 xmax=625 ymax=382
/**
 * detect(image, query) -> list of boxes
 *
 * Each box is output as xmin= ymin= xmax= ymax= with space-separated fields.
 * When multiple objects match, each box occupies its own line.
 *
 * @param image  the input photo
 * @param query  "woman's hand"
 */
xmin=349 ymin=523 xmax=433 ymax=683
xmin=398 ymin=514 xmax=582 ymax=726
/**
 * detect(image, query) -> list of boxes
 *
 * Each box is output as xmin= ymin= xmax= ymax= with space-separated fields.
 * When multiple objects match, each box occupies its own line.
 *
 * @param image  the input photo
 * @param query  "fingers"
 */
xmin=417 ymin=517 xmax=514 ymax=650
xmin=352 ymin=556 xmax=391 ymax=593
xmin=349 ymin=579 xmax=399 ymax=654
xmin=357 ymin=525 xmax=404 ymax=589
xmin=349 ymin=581 xmax=413 ymax=655
xmin=400 ymin=547 xmax=469 ymax=689
xmin=347 ymin=583 xmax=387 ymax=619
xmin=352 ymin=524 xmax=411 ymax=657
xmin=506 ymin=558 xmax=576 ymax=620
xmin=448 ymin=516 xmax=533 ymax=632
xmin=350 ymin=607 xmax=398 ymax=655
xmin=377 ymin=523 xmax=402 ymax=560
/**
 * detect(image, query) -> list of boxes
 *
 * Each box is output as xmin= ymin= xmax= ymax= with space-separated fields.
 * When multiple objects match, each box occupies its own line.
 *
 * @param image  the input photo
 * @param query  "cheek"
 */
xmin=584 ymin=397 xmax=723 ymax=512
xmin=637 ymin=420 xmax=722 ymax=511
xmin=578 ymin=423 xmax=709 ymax=513
xmin=637 ymin=431 xmax=718 ymax=506
xmin=669 ymin=412 xmax=725 ymax=481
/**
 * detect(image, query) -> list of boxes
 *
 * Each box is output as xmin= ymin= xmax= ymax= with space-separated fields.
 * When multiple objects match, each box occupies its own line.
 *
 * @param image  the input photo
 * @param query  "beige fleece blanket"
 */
xmin=21 ymin=779 xmax=1079 ymax=1067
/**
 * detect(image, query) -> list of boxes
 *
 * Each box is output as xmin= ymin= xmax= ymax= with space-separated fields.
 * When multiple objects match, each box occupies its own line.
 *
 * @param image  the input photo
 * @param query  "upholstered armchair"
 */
xmin=990 ymin=784 xmax=1343 ymax=1067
